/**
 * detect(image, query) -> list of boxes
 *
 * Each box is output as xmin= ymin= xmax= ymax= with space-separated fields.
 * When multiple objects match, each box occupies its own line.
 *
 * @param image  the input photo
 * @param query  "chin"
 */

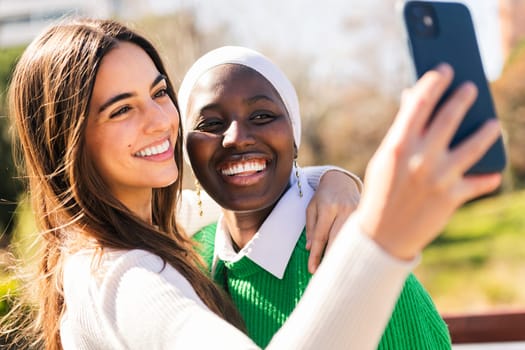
xmin=151 ymin=171 xmax=179 ymax=189
xmin=221 ymin=195 xmax=272 ymax=212
xmin=157 ymin=177 xmax=179 ymax=188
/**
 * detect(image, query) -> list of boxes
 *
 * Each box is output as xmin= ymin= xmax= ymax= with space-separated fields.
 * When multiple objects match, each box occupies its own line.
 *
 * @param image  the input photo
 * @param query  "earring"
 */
xmin=294 ymin=159 xmax=303 ymax=198
xmin=195 ymin=179 xmax=204 ymax=217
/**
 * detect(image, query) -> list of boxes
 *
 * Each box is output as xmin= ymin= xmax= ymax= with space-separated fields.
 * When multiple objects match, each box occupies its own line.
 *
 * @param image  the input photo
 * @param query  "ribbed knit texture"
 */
xmin=194 ymin=223 xmax=452 ymax=349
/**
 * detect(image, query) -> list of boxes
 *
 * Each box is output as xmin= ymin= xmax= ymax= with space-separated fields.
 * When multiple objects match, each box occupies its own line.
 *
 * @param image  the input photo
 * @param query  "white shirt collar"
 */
xmin=212 ymin=168 xmax=314 ymax=279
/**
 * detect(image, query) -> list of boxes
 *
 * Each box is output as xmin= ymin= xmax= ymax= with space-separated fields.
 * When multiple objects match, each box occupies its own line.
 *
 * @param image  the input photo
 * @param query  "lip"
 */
xmin=216 ymin=153 xmax=271 ymax=187
xmin=134 ymin=137 xmax=174 ymax=162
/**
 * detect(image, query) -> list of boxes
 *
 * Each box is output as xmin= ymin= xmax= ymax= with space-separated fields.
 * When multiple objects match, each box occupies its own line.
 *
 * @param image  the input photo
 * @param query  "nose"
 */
xmin=143 ymin=99 xmax=176 ymax=134
xmin=222 ymin=120 xmax=255 ymax=149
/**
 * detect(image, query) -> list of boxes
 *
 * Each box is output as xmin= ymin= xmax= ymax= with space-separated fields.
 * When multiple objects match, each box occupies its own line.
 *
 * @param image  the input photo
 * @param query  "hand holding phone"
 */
xmin=403 ymin=0 xmax=506 ymax=174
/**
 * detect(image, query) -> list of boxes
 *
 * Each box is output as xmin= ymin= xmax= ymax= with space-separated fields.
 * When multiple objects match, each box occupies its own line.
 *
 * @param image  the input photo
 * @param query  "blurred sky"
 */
xmin=147 ymin=0 xmax=503 ymax=93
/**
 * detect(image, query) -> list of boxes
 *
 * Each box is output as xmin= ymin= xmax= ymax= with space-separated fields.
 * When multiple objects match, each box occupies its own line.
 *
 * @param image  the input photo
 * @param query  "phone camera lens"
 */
xmin=423 ymin=15 xmax=433 ymax=27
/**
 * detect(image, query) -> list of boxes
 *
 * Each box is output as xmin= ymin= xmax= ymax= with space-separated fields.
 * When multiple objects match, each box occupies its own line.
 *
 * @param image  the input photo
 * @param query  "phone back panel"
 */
xmin=404 ymin=1 xmax=506 ymax=174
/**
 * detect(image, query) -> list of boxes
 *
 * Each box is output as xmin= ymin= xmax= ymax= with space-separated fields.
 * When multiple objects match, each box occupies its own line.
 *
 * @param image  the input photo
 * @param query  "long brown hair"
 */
xmin=5 ymin=18 xmax=243 ymax=349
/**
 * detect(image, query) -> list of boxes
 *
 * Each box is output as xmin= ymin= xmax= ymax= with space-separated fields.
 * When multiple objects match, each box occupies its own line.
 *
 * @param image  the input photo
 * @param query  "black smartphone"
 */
xmin=403 ymin=0 xmax=506 ymax=174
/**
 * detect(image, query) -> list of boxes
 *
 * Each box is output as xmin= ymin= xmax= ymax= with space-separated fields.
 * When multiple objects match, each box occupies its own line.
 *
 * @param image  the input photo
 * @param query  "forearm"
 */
xmin=303 ymin=165 xmax=363 ymax=192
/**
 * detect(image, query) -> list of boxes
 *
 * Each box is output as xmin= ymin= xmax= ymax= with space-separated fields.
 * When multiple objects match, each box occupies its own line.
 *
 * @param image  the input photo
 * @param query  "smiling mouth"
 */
xmin=135 ymin=140 xmax=170 ymax=157
xmin=220 ymin=159 xmax=267 ymax=176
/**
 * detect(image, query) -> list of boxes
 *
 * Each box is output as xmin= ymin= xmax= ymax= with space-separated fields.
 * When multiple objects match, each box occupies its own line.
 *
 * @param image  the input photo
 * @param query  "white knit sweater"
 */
xmin=60 ymin=166 xmax=413 ymax=349
xmin=60 ymin=218 xmax=415 ymax=349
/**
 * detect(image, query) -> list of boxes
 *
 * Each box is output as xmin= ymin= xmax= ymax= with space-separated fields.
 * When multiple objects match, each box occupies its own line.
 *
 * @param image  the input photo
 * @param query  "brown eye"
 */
xmin=251 ymin=113 xmax=276 ymax=124
xmin=195 ymin=118 xmax=224 ymax=133
xmin=154 ymin=88 xmax=168 ymax=98
xmin=110 ymin=106 xmax=131 ymax=119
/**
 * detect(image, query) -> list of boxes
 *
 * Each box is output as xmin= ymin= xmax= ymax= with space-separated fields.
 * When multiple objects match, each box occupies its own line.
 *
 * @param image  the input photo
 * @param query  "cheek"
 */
xmin=165 ymin=99 xmax=180 ymax=128
xmin=270 ymin=125 xmax=295 ymax=157
xmin=84 ymin=122 xmax=132 ymax=176
xmin=186 ymin=133 xmax=216 ymax=176
xmin=88 ymin=137 xmax=113 ymax=166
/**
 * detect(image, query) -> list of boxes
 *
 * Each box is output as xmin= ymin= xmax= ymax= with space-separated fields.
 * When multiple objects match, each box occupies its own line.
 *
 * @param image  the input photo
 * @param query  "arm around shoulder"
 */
xmin=303 ymin=165 xmax=363 ymax=192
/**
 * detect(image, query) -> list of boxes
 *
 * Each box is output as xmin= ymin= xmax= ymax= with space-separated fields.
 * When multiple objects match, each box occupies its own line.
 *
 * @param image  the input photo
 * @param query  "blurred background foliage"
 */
xmin=0 ymin=45 xmax=25 ymax=247
xmin=1 ymin=9 xmax=525 ymax=317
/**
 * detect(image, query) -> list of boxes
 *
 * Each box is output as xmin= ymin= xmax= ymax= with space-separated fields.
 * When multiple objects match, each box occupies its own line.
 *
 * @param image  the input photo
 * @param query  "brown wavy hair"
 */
xmin=5 ymin=17 xmax=244 ymax=349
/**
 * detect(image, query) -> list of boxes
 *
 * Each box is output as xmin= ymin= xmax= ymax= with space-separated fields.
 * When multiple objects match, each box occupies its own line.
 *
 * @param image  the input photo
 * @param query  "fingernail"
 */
xmin=489 ymin=119 xmax=501 ymax=133
xmin=458 ymin=81 xmax=478 ymax=97
xmin=435 ymin=63 xmax=452 ymax=74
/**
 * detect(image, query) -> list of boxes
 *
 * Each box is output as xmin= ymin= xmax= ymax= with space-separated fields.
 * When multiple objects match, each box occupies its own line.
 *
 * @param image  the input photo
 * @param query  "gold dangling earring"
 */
xmin=195 ymin=179 xmax=204 ymax=217
xmin=294 ymin=159 xmax=303 ymax=198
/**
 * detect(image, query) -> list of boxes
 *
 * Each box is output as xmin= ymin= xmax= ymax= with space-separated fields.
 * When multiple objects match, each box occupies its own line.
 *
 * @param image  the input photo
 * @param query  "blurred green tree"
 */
xmin=492 ymin=40 xmax=525 ymax=189
xmin=0 ymin=46 xmax=25 ymax=247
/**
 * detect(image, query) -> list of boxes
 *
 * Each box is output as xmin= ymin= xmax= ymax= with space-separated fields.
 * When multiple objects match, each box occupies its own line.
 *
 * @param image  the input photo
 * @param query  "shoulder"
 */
xmin=61 ymin=249 xmax=215 ymax=348
xmin=63 ymin=248 xmax=204 ymax=311
xmin=192 ymin=223 xmax=218 ymax=270
xmin=62 ymin=249 xmax=177 ymax=348
xmin=393 ymin=273 xmax=446 ymax=325
xmin=192 ymin=222 xmax=217 ymax=248
xmin=64 ymin=249 xmax=165 ymax=286
xmin=178 ymin=189 xmax=222 ymax=236
xmin=399 ymin=273 xmax=435 ymax=303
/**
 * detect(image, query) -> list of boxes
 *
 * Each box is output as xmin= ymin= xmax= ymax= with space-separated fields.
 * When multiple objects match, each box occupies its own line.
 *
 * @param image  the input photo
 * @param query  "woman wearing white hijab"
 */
xmin=178 ymin=46 xmax=452 ymax=349
xmin=177 ymin=46 xmax=363 ymax=269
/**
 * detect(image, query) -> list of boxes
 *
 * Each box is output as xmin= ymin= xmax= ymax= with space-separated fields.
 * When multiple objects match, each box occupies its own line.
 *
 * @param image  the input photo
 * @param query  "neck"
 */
xmin=222 ymin=206 xmax=273 ymax=250
xmin=115 ymin=188 xmax=153 ymax=224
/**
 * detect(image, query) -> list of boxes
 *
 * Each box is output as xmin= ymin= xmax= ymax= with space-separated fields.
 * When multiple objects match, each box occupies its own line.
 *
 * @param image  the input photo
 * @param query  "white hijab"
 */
xmin=177 ymin=46 xmax=302 ymax=152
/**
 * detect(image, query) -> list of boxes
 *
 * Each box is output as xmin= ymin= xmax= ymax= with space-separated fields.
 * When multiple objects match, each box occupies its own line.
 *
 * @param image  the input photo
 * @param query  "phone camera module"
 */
xmin=407 ymin=3 xmax=439 ymax=38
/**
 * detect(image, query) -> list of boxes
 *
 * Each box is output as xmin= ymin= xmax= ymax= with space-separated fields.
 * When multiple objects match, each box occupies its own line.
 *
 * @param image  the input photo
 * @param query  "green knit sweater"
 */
xmin=194 ymin=223 xmax=451 ymax=349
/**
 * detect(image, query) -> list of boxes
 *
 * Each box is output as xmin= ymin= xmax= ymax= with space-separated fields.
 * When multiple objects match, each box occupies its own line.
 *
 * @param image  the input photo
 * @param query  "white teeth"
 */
xmin=136 ymin=140 xmax=169 ymax=157
xmin=222 ymin=161 xmax=266 ymax=176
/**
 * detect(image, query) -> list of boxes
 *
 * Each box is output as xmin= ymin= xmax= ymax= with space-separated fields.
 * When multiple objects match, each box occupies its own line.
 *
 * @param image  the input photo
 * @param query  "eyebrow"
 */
xmin=97 ymin=74 xmax=167 ymax=113
xmin=195 ymin=94 xmax=277 ymax=115
xmin=245 ymin=94 xmax=276 ymax=105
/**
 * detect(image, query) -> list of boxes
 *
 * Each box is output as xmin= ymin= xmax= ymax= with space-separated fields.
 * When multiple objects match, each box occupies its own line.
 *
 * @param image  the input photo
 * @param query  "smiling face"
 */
xmin=85 ymin=41 xmax=179 ymax=213
xmin=185 ymin=64 xmax=295 ymax=214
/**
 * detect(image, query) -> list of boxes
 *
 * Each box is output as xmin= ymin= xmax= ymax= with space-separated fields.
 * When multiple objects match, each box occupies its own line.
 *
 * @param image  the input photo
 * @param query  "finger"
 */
xmin=449 ymin=119 xmax=501 ymax=174
xmin=395 ymin=63 xmax=454 ymax=136
xmin=326 ymin=216 xmax=347 ymax=252
xmin=401 ymin=87 xmax=412 ymax=103
xmin=425 ymin=82 xmax=477 ymax=151
xmin=308 ymin=245 xmax=322 ymax=274
xmin=305 ymin=202 xmax=318 ymax=250
xmin=307 ymin=215 xmax=333 ymax=274
xmin=453 ymin=173 xmax=502 ymax=204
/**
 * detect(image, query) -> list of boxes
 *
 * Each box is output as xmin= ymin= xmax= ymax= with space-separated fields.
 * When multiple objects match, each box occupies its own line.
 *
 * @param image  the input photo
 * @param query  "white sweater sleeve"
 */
xmin=61 ymin=218 xmax=415 ymax=349
xmin=302 ymin=165 xmax=363 ymax=192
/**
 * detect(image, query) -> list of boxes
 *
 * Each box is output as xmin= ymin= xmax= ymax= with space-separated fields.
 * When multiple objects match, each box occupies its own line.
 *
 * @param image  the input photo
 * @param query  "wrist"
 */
xmin=352 ymin=210 xmax=420 ymax=262
xmin=340 ymin=214 xmax=421 ymax=267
